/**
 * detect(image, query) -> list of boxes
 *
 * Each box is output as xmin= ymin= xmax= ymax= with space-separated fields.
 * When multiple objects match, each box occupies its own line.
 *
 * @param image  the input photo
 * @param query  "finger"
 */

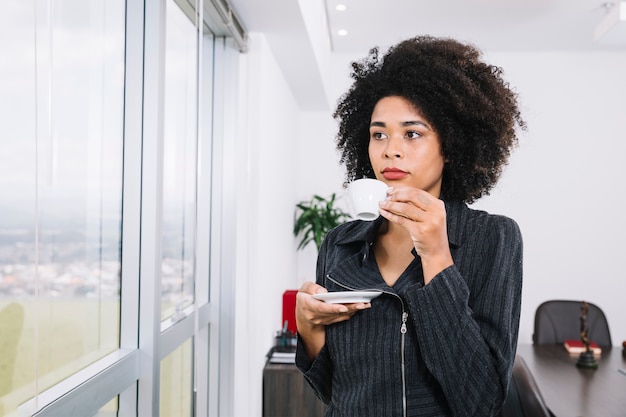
xmin=306 ymin=298 xmax=369 ymax=317
xmin=379 ymin=205 xmax=410 ymax=226
xmin=302 ymin=293 xmax=350 ymax=314
xmin=313 ymin=302 xmax=370 ymax=325
xmin=305 ymin=303 xmax=351 ymax=326
xmin=387 ymin=187 xmax=436 ymax=210
xmin=325 ymin=312 xmax=358 ymax=324
xmin=345 ymin=302 xmax=371 ymax=311
xmin=298 ymin=281 xmax=327 ymax=295
xmin=379 ymin=199 xmax=422 ymax=223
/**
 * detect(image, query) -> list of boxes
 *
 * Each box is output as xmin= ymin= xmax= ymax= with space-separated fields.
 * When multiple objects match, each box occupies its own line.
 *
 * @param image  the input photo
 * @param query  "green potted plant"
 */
xmin=293 ymin=193 xmax=351 ymax=252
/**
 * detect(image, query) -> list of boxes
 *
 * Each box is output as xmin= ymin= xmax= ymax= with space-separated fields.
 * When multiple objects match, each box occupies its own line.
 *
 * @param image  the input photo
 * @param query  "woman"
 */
xmin=295 ymin=36 xmax=525 ymax=417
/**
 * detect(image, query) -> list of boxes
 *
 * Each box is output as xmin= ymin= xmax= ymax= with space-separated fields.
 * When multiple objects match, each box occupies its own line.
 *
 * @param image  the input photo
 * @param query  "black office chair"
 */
xmin=532 ymin=300 xmax=612 ymax=347
xmin=498 ymin=355 xmax=553 ymax=417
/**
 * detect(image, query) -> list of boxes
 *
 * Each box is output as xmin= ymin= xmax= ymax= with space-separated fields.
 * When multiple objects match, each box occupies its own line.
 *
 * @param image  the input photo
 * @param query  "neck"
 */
xmin=378 ymin=220 xmax=413 ymax=246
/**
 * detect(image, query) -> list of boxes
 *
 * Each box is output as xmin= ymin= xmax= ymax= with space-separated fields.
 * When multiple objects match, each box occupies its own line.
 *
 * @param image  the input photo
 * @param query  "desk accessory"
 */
xmin=282 ymin=290 xmax=298 ymax=335
xmin=576 ymin=301 xmax=598 ymax=369
xmin=564 ymin=339 xmax=601 ymax=355
xmin=266 ymin=345 xmax=295 ymax=364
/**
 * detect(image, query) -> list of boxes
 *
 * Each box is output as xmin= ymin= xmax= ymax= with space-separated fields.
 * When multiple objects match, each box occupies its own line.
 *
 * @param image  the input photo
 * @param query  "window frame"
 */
xmin=16 ymin=0 xmax=244 ymax=415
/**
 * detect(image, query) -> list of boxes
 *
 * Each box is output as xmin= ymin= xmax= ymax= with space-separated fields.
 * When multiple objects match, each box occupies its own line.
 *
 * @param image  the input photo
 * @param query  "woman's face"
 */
xmin=368 ymin=96 xmax=445 ymax=197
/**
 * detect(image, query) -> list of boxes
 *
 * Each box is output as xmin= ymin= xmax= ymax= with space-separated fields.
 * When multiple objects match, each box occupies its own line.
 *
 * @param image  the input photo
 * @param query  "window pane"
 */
xmin=0 ymin=0 xmax=125 ymax=413
xmin=161 ymin=0 xmax=198 ymax=322
xmin=94 ymin=396 xmax=119 ymax=417
xmin=160 ymin=338 xmax=193 ymax=416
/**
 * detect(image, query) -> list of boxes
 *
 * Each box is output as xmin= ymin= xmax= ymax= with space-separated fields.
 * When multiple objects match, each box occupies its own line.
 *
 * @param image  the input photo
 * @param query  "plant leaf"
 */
xmin=293 ymin=192 xmax=351 ymax=252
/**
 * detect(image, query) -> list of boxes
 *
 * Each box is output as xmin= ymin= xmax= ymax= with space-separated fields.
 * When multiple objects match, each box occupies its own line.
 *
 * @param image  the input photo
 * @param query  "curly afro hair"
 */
xmin=334 ymin=35 xmax=526 ymax=204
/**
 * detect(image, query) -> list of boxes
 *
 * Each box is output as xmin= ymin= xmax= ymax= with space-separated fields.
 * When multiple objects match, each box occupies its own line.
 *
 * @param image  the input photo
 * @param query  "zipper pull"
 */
xmin=400 ymin=311 xmax=408 ymax=334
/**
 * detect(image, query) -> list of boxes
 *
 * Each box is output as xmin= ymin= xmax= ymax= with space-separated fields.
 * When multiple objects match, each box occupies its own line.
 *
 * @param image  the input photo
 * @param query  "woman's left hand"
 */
xmin=378 ymin=187 xmax=453 ymax=283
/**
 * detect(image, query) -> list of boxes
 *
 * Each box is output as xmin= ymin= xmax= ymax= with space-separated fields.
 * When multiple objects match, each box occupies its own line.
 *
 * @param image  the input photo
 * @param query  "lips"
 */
xmin=382 ymin=167 xmax=408 ymax=180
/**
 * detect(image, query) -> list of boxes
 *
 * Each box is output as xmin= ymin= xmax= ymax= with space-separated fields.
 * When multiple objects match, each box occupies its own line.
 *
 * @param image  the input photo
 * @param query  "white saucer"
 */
xmin=313 ymin=291 xmax=382 ymax=304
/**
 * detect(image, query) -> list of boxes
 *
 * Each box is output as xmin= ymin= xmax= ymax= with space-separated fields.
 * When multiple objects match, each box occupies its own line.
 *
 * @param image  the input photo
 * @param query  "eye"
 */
xmin=370 ymin=131 xmax=387 ymax=141
xmin=406 ymin=130 xmax=422 ymax=140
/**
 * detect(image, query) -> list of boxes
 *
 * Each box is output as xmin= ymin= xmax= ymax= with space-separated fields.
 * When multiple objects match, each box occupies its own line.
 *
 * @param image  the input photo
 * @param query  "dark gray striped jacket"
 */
xmin=296 ymin=200 xmax=523 ymax=417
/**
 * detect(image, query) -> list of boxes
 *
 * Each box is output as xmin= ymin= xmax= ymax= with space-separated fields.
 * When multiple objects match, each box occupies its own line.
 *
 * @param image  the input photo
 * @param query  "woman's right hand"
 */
xmin=296 ymin=281 xmax=370 ymax=360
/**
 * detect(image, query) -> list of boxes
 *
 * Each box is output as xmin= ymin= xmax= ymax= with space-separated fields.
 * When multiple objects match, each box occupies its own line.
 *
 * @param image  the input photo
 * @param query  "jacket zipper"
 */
xmin=400 ymin=310 xmax=408 ymax=417
xmin=326 ymin=274 xmax=408 ymax=417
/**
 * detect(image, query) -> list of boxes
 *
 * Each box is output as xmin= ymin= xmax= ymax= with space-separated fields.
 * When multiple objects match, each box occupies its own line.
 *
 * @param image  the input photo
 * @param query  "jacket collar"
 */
xmin=443 ymin=200 xmax=466 ymax=248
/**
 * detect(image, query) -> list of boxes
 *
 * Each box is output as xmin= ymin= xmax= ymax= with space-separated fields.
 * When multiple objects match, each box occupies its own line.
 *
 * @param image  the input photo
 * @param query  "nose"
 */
xmin=384 ymin=135 xmax=403 ymax=159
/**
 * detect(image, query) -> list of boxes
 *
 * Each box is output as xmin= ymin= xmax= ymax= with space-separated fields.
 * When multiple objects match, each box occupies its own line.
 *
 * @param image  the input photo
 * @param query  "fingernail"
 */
xmin=338 ymin=306 xmax=348 ymax=313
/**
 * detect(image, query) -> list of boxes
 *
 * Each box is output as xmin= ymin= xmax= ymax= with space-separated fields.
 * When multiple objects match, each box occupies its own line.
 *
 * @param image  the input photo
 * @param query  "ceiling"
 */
xmin=323 ymin=0 xmax=626 ymax=54
xmin=226 ymin=0 xmax=626 ymax=110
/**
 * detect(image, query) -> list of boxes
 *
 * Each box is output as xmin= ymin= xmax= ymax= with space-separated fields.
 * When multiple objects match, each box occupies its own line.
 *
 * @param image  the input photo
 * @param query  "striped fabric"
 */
xmin=296 ymin=200 xmax=523 ymax=417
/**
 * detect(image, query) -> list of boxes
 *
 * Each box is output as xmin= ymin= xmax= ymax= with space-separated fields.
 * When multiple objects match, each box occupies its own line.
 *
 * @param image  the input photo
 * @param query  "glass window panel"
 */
xmin=160 ymin=338 xmax=193 ymax=416
xmin=0 ymin=1 xmax=37 ymax=410
xmin=161 ymin=0 xmax=198 ymax=322
xmin=94 ymin=396 xmax=118 ymax=417
xmin=0 ymin=0 xmax=125 ymax=413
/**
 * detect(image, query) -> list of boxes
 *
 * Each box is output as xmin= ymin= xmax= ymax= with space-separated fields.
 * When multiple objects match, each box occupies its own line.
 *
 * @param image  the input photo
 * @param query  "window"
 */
xmin=0 ymin=0 xmax=245 ymax=415
xmin=160 ymin=338 xmax=193 ymax=416
xmin=161 ymin=0 xmax=199 ymax=323
xmin=0 ymin=0 xmax=125 ymax=413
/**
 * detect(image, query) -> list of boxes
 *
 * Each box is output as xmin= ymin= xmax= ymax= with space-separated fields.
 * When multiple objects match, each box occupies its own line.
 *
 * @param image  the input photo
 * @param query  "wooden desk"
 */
xmin=516 ymin=344 xmax=626 ymax=417
xmin=262 ymin=361 xmax=327 ymax=417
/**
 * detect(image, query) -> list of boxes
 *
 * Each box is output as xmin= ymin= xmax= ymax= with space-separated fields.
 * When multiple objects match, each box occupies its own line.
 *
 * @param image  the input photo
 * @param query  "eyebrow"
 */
xmin=370 ymin=120 xmax=431 ymax=129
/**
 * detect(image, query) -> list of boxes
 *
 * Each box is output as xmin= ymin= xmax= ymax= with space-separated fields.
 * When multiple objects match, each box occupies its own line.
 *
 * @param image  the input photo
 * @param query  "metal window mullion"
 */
xmin=209 ymin=36 xmax=239 ymax=417
xmin=193 ymin=1 xmax=214 ymax=414
xmin=117 ymin=0 xmax=147 ymax=414
xmin=206 ymin=35 xmax=225 ymax=417
xmin=137 ymin=0 xmax=167 ymax=415
xmin=28 ymin=350 xmax=139 ymax=417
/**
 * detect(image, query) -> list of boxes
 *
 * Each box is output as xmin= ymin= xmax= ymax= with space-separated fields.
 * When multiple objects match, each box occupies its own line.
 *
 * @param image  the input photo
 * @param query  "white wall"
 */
xmin=473 ymin=50 xmax=626 ymax=345
xmin=233 ymin=33 xmax=301 ymax=416
xmin=294 ymin=110 xmax=346 ymax=283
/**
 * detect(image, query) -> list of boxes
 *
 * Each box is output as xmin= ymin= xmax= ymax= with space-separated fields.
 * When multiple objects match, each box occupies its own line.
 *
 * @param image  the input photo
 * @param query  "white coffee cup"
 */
xmin=348 ymin=178 xmax=388 ymax=221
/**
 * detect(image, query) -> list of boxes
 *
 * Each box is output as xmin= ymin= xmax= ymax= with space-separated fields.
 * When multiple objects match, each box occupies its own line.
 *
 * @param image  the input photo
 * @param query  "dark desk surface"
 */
xmin=263 ymin=362 xmax=327 ymax=417
xmin=516 ymin=344 xmax=626 ymax=417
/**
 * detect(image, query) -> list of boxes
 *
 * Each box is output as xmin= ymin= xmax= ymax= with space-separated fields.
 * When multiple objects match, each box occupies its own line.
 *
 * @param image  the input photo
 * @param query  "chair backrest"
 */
xmin=532 ymin=300 xmax=612 ymax=347
xmin=498 ymin=355 xmax=552 ymax=417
